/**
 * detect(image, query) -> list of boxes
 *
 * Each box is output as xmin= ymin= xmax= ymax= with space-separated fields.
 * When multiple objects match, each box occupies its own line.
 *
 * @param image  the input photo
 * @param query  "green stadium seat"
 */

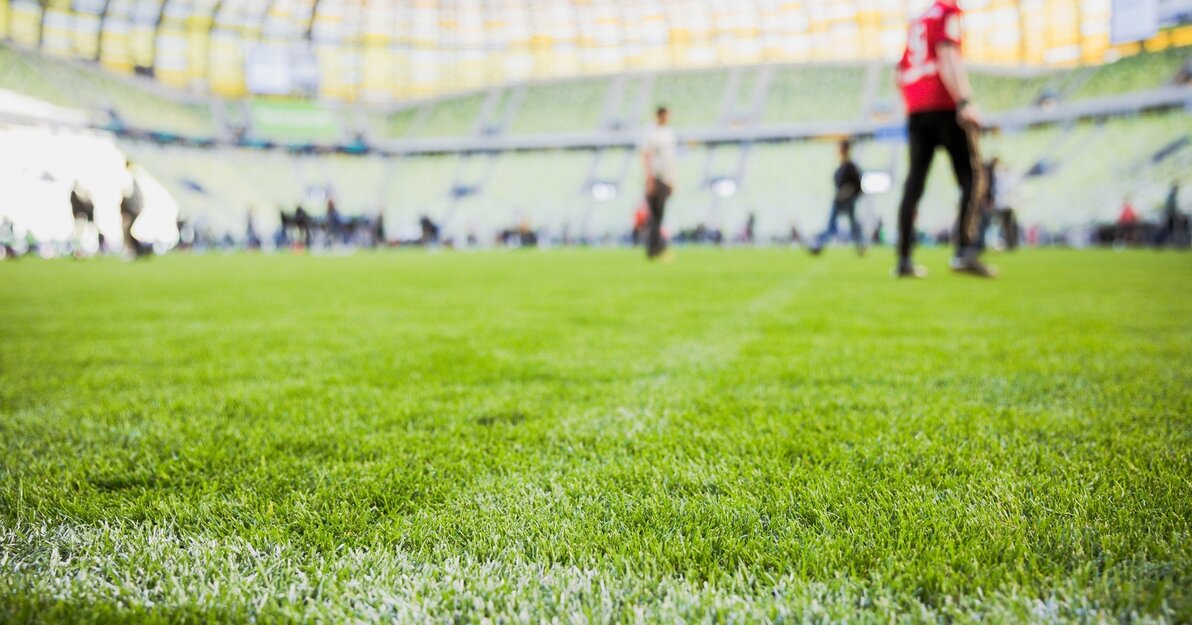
xmin=507 ymin=79 xmax=610 ymax=135
xmin=764 ymin=66 xmax=867 ymax=124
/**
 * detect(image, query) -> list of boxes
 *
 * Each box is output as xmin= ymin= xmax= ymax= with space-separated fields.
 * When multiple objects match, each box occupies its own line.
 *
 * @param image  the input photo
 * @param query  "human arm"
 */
xmin=937 ymin=42 xmax=981 ymax=127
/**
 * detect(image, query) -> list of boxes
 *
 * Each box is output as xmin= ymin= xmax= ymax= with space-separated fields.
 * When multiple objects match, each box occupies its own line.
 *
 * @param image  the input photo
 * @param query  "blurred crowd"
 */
xmin=2 ymin=153 xmax=1186 ymax=260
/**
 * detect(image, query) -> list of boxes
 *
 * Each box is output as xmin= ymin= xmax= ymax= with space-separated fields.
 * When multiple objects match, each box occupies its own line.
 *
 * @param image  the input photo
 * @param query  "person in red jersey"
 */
xmin=894 ymin=0 xmax=995 ymax=278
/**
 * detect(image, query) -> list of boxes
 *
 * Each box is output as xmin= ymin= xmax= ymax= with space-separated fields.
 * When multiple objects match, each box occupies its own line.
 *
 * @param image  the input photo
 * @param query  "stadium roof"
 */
xmin=0 ymin=0 xmax=1180 ymax=102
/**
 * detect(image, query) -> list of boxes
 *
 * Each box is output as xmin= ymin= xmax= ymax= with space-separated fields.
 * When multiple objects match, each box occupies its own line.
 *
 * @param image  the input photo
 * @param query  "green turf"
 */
xmin=1 ymin=248 xmax=1189 ymax=624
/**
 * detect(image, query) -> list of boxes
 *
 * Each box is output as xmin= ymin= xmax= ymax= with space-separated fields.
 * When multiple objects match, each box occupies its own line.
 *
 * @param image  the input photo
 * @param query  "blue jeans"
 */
xmin=816 ymin=198 xmax=863 ymax=249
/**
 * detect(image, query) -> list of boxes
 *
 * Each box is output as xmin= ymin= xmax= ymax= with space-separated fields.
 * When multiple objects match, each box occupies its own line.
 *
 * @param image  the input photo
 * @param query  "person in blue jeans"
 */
xmin=810 ymin=139 xmax=865 ymax=256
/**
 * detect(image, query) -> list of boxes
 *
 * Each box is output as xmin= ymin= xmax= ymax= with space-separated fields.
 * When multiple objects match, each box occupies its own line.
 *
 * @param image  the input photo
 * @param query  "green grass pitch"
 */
xmin=1 ymin=248 xmax=1189 ymax=623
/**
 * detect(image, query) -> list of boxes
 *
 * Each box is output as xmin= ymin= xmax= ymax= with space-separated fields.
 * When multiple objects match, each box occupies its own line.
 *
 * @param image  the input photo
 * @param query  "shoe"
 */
xmin=950 ymin=252 xmax=998 ymax=278
xmin=893 ymin=261 xmax=928 ymax=279
xmin=809 ymin=246 xmax=824 ymax=256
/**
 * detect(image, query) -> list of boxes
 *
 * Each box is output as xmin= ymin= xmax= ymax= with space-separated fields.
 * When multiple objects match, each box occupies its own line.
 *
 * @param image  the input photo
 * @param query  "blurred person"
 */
xmin=294 ymin=204 xmax=312 ymax=249
xmin=326 ymin=197 xmax=344 ymax=245
xmin=893 ymin=0 xmax=994 ymax=278
xmin=371 ymin=211 xmax=386 ymax=247
xmin=810 ymin=139 xmax=865 ymax=255
xmin=1116 ymin=196 xmax=1138 ymax=246
xmin=641 ymin=106 xmax=677 ymax=260
xmin=975 ymin=157 xmax=997 ymax=251
xmin=245 ymin=210 xmax=261 ymax=250
xmin=998 ymin=211 xmax=1019 ymax=249
xmin=518 ymin=220 xmax=538 ymax=248
xmin=789 ymin=225 xmax=803 ymax=246
xmin=277 ymin=207 xmax=292 ymax=247
xmin=419 ymin=215 xmax=440 ymax=245
xmin=0 ymin=218 xmax=16 ymax=259
xmin=632 ymin=201 xmax=649 ymax=245
xmin=119 ymin=161 xmax=147 ymax=258
xmin=1157 ymin=182 xmax=1184 ymax=247
xmin=70 ymin=182 xmax=100 ymax=258
xmin=70 ymin=182 xmax=95 ymax=224
xmin=993 ymin=160 xmax=1019 ymax=250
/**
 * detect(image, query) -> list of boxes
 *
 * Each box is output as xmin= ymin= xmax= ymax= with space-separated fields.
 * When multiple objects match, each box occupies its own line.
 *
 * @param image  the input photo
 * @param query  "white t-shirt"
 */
xmin=995 ymin=167 xmax=1016 ymax=210
xmin=640 ymin=124 xmax=678 ymax=187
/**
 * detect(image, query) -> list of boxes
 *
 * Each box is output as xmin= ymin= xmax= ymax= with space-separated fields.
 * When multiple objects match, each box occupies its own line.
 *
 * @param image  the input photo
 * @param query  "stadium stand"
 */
xmin=2 ymin=35 xmax=1189 ymax=245
xmin=650 ymin=71 xmax=732 ymax=129
xmin=382 ymin=155 xmax=458 ymax=234
xmin=408 ymin=94 xmax=489 ymax=138
xmin=1069 ymin=46 xmax=1191 ymax=100
xmin=5 ymin=39 xmax=1187 ymax=144
xmin=368 ymin=106 xmax=424 ymax=141
xmin=765 ymin=65 xmax=869 ymax=124
xmin=450 ymin=150 xmax=593 ymax=241
xmin=1022 ymin=114 xmax=1192 ymax=224
xmin=967 ymin=72 xmax=1057 ymax=111
xmin=507 ymin=79 xmax=611 ymax=135
xmin=0 ymin=45 xmax=216 ymax=136
xmin=100 ymin=103 xmax=1185 ymax=244
xmin=324 ymin=155 xmax=389 ymax=214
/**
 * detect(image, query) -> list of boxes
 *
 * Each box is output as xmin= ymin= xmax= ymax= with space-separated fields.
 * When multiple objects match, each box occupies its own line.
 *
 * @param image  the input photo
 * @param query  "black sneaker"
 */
xmin=809 ymin=246 xmax=824 ymax=256
xmin=893 ymin=261 xmax=928 ymax=279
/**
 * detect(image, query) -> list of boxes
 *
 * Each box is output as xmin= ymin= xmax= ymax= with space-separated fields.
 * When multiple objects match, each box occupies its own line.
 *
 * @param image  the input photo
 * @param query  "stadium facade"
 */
xmin=1 ymin=0 xmax=1190 ymax=101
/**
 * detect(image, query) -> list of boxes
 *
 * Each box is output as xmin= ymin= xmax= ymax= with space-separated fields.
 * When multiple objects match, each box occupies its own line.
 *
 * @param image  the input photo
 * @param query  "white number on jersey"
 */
xmin=902 ymin=20 xmax=938 ymax=85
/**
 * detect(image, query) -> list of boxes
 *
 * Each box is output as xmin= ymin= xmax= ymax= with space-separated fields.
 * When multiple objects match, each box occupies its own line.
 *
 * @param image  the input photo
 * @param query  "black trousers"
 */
xmin=646 ymin=178 xmax=672 ymax=258
xmin=897 ymin=111 xmax=985 ymax=259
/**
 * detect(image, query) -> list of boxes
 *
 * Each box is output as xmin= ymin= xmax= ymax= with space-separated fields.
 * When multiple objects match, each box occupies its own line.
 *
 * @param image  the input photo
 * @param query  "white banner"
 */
xmin=1112 ymin=0 xmax=1160 ymax=44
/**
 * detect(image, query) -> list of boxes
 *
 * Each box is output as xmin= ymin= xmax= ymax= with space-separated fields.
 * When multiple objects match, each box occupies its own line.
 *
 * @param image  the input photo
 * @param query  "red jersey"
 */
xmin=898 ymin=1 xmax=964 ymax=114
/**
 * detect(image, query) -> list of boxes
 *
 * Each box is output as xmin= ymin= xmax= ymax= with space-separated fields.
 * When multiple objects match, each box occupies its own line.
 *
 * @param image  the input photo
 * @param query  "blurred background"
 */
xmin=0 ymin=0 xmax=1189 ymax=257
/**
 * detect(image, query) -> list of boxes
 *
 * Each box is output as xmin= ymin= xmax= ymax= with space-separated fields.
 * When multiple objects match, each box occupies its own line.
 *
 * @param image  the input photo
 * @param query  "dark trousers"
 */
xmin=976 ymin=210 xmax=991 ymax=251
xmin=816 ymin=198 xmax=863 ymax=249
xmin=646 ymin=178 xmax=672 ymax=258
xmin=897 ymin=111 xmax=985 ymax=259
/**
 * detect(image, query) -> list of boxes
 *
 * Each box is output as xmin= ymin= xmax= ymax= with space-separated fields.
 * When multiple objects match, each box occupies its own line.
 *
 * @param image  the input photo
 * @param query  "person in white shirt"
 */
xmin=640 ymin=107 xmax=677 ymax=259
